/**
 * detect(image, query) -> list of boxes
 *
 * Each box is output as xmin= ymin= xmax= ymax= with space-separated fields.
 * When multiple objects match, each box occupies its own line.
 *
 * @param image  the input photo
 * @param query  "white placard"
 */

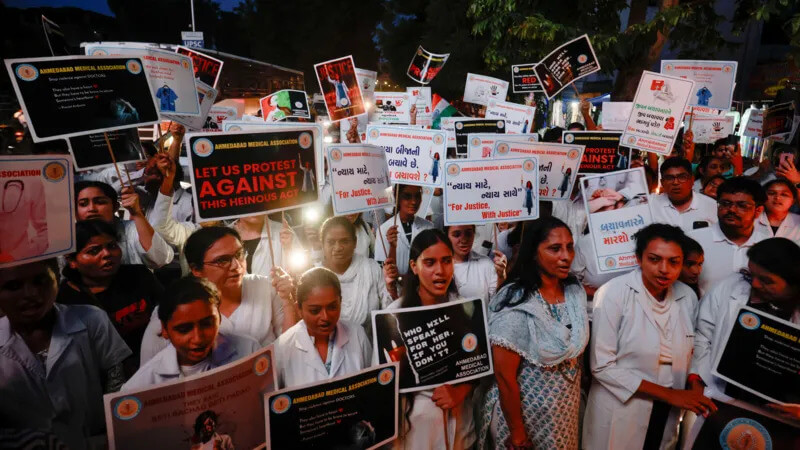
xmin=463 ymin=73 xmax=509 ymax=106
xmin=327 ymin=144 xmax=392 ymax=215
xmin=600 ymin=102 xmax=632 ymax=131
xmin=407 ymin=86 xmax=433 ymax=127
xmin=466 ymin=133 xmax=539 ymax=159
xmin=163 ymin=80 xmax=217 ymax=130
xmin=661 ymin=60 xmax=737 ymax=110
xmin=741 ymin=108 xmax=763 ymax=138
xmin=366 ymin=125 xmax=447 ymax=187
xmin=689 ymin=113 xmax=735 ymax=144
xmin=493 ymin=141 xmax=585 ymax=200
xmin=372 ymin=92 xmax=411 ymax=124
xmin=485 ymin=99 xmax=536 ymax=134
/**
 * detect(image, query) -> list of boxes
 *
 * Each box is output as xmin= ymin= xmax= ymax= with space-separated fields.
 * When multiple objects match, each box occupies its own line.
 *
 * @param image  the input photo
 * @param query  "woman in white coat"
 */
xmin=139 ymin=227 xmax=297 ymax=364
xmin=274 ymin=267 xmax=372 ymax=389
xmin=375 ymin=185 xmax=434 ymax=277
xmin=584 ymin=224 xmax=716 ymax=450
xmin=445 ymin=224 xmax=507 ymax=307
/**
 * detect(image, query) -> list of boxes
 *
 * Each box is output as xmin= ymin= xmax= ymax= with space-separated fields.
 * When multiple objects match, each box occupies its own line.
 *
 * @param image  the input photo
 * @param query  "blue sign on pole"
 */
xmin=181 ymin=31 xmax=204 ymax=49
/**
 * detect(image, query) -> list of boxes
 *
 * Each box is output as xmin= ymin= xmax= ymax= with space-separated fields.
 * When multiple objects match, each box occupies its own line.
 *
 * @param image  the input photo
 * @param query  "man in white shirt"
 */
xmin=651 ymin=157 xmax=717 ymax=233
xmin=689 ymin=177 xmax=768 ymax=296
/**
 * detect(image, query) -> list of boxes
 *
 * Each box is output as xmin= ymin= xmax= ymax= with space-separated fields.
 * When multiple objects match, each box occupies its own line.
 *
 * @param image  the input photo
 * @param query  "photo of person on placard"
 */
xmin=522 ymin=178 xmax=535 ymax=215
xmin=190 ymin=410 xmax=234 ymax=450
xmin=429 ymin=150 xmax=440 ymax=184
xmin=558 ymin=165 xmax=573 ymax=198
xmin=298 ymin=154 xmax=316 ymax=193
xmin=0 ymin=176 xmax=48 ymax=263
xmin=584 ymin=171 xmax=648 ymax=213
xmin=325 ymin=66 xmax=351 ymax=109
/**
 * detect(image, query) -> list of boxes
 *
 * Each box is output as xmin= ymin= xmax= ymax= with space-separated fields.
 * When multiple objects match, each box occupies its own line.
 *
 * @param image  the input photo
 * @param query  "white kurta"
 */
xmin=583 ymin=270 xmax=698 ymax=450
xmin=274 ymin=319 xmax=372 ymax=389
xmin=374 ymin=215 xmax=434 ymax=275
xmin=139 ymin=275 xmax=286 ymax=365
xmin=754 ymin=211 xmax=800 ymax=244
xmin=323 ymin=255 xmax=393 ymax=329
xmin=117 ymin=219 xmax=174 ymax=269
xmin=453 ymin=252 xmax=497 ymax=309
xmin=354 ymin=221 xmax=374 ymax=258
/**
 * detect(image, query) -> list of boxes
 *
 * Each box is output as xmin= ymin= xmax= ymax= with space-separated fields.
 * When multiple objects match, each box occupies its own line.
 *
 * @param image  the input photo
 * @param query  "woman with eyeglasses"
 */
xmin=57 ymin=219 xmax=163 ymax=373
xmin=375 ymin=184 xmax=434 ymax=282
xmin=0 ymin=175 xmax=47 ymax=263
xmin=754 ymin=179 xmax=800 ymax=244
xmin=445 ymin=225 xmax=507 ymax=307
xmin=139 ymin=226 xmax=297 ymax=364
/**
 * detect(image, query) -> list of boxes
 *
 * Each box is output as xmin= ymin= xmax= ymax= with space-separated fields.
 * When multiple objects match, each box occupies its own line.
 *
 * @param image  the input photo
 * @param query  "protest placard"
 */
xmin=206 ymin=106 xmax=237 ymax=131
xmin=511 ymin=63 xmax=543 ymax=93
xmin=327 ymin=144 xmax=392 ymax=215
xmin=407 ymin=86 xmax=433 ymax=127
xmin=466 ymin=133 xmax=538 ymax=159
xmin=417 ymin=185 xmax=435 ymax=219
xmin=104 ymin=346 xmax=275 ymax=450
xmin=260 ymin=90 xmax=311 ymax=122
xmin=463 ymin=73 xmax=509 ymax=106
xmin=562 ymin=131 xmax=628 ymax=174
xmin=365 ymin=125 xmax=447 ymax=188
xmin=600 ymin=102 xmax=632 ymax=131
xmin=741 ymin=108 xmax=764 ymax=138
xmin=687 ymin=113 xmax=735 ymax=144
xmin=372 ymin=92 xmax=411 ymax=124
xmin=265 ymin=363 xmax=399 ymax=450
xmin=687 ymin=399 xmax=800 ymax=450
xmin=314 ymin=56 xmax=365 ymax=122
xmin=444 ymin=158 xmax=537 ymax=225
xmin=661 ymin=60 xmax=737 ymax=110
xmin=621 ymin=71 xmax=695 ymax=155
xmin=485 ymin=99 xmax=536 ymax=134
xmin=712 ymin=306 xmax=800 ymax=405
xmin=355 ymin=68 xmax=377 ymax=105
xmin=372 ymin=298 xmax=493 ymax=392
xmin=68 ymin=127 xmax=146 ymax=171
xmin=84 ymin=43 xmax=201 ymax=116
xmin=534 ymin=35 xmax=601 ymax=99
xmin=0 ymin=156 xmax=75 ymax=268
xmin=185 ymin=128 xmax=319 ymax=221
xmin=41 ymin=15 xmax=70 ymax=56
xmin=580 ymin=168 xmax=653 ymax=274
xmin=406 ymin=46 xmax=449 ymax=85
xmin=339 ymin=113 xmax=368 ymax=144
xmin=438 ymin=116 xmax=471 ymax=148
xmin=454 ymin=118 xmax=505 ymax=156
xmin=164 ymin=80 xmax=218 ymax=131
xmin=762 ymin=102 xmax=795 ymax=138
xmin=176 ymin=45 xmax=223 ymax=88
xmin=493 ymin=140 xmax=584 ymax=201
xmin=6 ymin=56 xmax=160 ymax=142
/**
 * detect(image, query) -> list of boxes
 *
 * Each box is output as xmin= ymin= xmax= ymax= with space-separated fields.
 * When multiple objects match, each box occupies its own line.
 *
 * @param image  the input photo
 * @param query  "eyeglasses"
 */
xmin=718 ymin=199 xmax=755 ymax=211
xmin=204 ymin=249 xmax=246 ymax=269
xmin=400 ymin=192 xmax=422 ymax=201
xmin=661 ymin=173 xmax=691 ymax=183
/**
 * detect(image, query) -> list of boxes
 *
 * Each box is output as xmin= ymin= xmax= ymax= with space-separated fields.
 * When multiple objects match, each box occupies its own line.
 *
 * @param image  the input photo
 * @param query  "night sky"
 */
xmin=5 ymin=0 xmax=241 ymax=16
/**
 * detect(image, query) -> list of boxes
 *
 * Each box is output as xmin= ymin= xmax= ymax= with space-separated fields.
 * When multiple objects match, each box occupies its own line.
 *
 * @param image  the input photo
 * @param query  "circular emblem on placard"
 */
xmin=577 ymin=54 xmax=588 ymax=64
xmin=462 ymin=333 xmax=478 ymax=352
xmin=295 ymin=101 xmax=303 ymax=108
xmin=378 ymin=368 xmax=395 ymax=385
xmin=723 ymin=65 xmax=733 ymax=73
xmin=298 ymin=132 xmax=312 ymax=149
xmin=527 ymin=136 xmax=536 ymax=142
xmin=433 ymin=133 xmax=444 ymax=145
xmin=42 ymin=162 xmax=66 ymax=183
xmin=339 ymin=98 xmax=350 ymax=107
xmin=455 ymin=122 xmax=463 ymax=130
xmin=738 ymin=312 xmax=761 ymax=330
xmin=522 ymin=159 xmax=536 ymax=172
xmin=564 ymin=133 xmax=575 ymax=144
xmin=114 ymin=396 xmax=142 ymax=421
xmin=497 ymin=143 xmax=510 ymax=155
xmin=567 ymin=149 xmax=580 ymax=160
xmin=447 ymin=164 xmax=460 ymax=176
xmin=369 ymin=128 xmax=380 ymax=139
xmin=471 ymin=137 xmax=481 ymax=147
xmin=719 ymin=418 xmax=771 ymax=450
xmin=90 ymin=48 xmax=108 ymax=56
xmin=627 ymin=136 xmax=636 ymax=145
xmin=126 ymin=59 xmax=142 ymax=75
xmin=513 ymin=66 xmax=519 ymax=73
xmin=15 ymin=64 xmax=39 ymax=82
xmin=664 ymin=64 xmax=673 ymax=72
xmin=605 ymin=257 xmax=617 ymax=268
xmin=497 ymin=121 xmax=504 ymax=129
xmin=330 ymin=148 xmax=343 ymax=162
xmin=228 ymin=125 xmax=242 ymax=131
xmin=424 ymin=187 xmax=432 ymax=195
xmin=271 ymin=395 xmax=292 ymax=414
xmin=253 ymin=355 xmax=270 ymax=376
xmin=192 ymin=138 xmax=214 ymax=157
xmin=181 ymin=60 xmax=190 ymax=70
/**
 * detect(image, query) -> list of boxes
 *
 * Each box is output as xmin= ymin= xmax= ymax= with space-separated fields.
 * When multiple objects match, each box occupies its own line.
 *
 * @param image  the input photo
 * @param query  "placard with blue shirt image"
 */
xmin=265 ymin=363 xmax=399 ymax=450
xmin=371 ymin=298 xmax=493 ymax=392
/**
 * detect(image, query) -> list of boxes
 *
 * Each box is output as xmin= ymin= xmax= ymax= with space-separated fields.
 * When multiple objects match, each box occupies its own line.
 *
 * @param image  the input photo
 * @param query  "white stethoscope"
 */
xmin=1 ymin=180 xmax=24 ymax=214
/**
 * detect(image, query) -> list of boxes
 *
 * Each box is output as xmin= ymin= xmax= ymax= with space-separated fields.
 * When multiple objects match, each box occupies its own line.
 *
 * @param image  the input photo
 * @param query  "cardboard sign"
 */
xmin=534 ymin=35 xmax=601 ymax=99
xmin=444 ymin=158 xmax=538 ymax=225
xmin=688 ymin=399 xmax=800 ymax=450
xmin=466 ymin=133 xmax=538 ymax=159
xmin=463 ymin=73 xmax=509 ymax=106
xmin=407 ymin=86 xmax=433 ymax=127
xmin=206 ymin=106 xmax=237 ymax=131
xmin=661 ymin=60 xmax=737 ymax=110
xmin=6 ymin=56 xmax=160 ymax=142
xmin=176 ymin=45 xmax=223 ymax=88
xmin=438 ymin=116 xmax=473 ymax=148
xmin=265 ymin=363 xmax=399 ymax=450
xmin=688 ymin=113 xmax=735 ymax=144
xmin=84 ymin=43 xmax=201 ymax=116
xmin=327 ymin=144 xmax=392 ymax=215
xmin=600 ymin=102 xmax=633 ymax=131
xmin=406 ymin=46 xmax=449 ymax=85
xmin=340 ymin=113 xmax=368 ymax=144
xmin=314 ymin=55 xmax=366 ymax=122
xmin=713 ymin=306 xmax=800 ymax=404
xmin=186 ymin=128 xmax=320 ymax=221
xmin=372 ymin=92 xmax=411 ymax=124
xmin=511 ymin=63 xmax=543 ymax=93
xmin=164 ymin=80 xmax=218 ymax=131
xmin=493 ymin=141 xmax=584 ymax=200
xmin=68 ymin=127 xmax=146 ymax=171
xmin=580 ymin=168 xmax=654 ymax=274
xmin=562 ymin=131 xmax=628 ymax=174
xmin=762 ymin=102 xmax=795 ymax=138
xmin=741 ymin=108 xmax=764 ymax=138
xmin=485 ymin=99 xmax=536 ymax=134
xmin=454 ymin=118 xmax=505 ymax=156
xmin=621 ymin=71 xmax=695 ymax=155
xmin=365 ymin=125 xmax=447 ymax=187
xmin=104 ymin=347 xmax=275 ymax=450
xmin=41 ymin=15 xmax=70 ymax=56
xmin=0 ymin=156 xmax=75 ymax=268
xmin=372 ymin=298 xmax=493 ymax=392
xmin=260 ymin=90 xmax=310 ymax=122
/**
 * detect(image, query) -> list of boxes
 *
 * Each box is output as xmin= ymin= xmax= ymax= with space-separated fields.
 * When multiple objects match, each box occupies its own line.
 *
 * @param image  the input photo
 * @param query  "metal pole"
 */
xmin=190 ymin=0 xmax=196 ymax=32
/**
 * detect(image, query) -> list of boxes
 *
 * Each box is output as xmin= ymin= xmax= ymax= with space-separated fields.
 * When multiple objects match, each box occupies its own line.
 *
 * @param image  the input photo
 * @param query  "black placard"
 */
xmin=511 ymin=63 xmax=543 ymax=93
xmin=68 ymin=127 xmax=146 ymax=170
xmin=690 ymin=400 xmax=800 ymax=449
xmin=563 ymin=131 xmax=629 ymax=174
xmin=406 ymin=46 xmax=449 ymax=85
xmin=176 ymin=46 xmax=224 ymax=88
xmin=534 ymin=35 xmax=601 ymax=99
xmin=762 ymin=102 xmax=795 ymax=138
xmin=454 ymin=119 xmax=505 ymax=156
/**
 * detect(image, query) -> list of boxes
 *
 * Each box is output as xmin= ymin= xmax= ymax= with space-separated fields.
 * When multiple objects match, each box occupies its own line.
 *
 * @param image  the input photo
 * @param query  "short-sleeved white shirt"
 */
xmin=650 ymin=192 xmax=718 ymax=233
xmin=689 ymin=223 xmax=768 ymax=296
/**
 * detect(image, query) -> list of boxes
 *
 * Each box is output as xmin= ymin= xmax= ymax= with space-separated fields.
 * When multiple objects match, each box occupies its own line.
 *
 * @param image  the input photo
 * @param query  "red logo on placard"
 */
xmin=650 ymin=80 xmax=665 ymax=91
xmin=664 ymin=117 xmax=675 ymax=130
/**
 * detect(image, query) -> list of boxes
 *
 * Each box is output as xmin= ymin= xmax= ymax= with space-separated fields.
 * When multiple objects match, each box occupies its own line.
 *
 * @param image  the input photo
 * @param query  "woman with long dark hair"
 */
xmin=478 ymin=217 xmax=589 ymax=449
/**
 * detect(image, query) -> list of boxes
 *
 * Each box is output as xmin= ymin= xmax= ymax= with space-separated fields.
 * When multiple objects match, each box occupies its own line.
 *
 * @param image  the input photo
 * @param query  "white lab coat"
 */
xmin=374 ymin=215 xmax=434 ymax=275
xmin=583 ymin=270 xmax=699 ymax=450
xmin=453 ymin=251 xmax=498 ymax=308
xmin=754 ymin=211 xmax=800 ymax=244
xmin=274 ymin=319 xmax=371 ymax=389
xmin=117 ymin=219 xmax=174 ymax=269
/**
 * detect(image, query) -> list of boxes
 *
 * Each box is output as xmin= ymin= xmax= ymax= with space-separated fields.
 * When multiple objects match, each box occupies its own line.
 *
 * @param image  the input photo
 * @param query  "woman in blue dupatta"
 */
xmin=479 ymin=217 xmax=589 ymax=450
